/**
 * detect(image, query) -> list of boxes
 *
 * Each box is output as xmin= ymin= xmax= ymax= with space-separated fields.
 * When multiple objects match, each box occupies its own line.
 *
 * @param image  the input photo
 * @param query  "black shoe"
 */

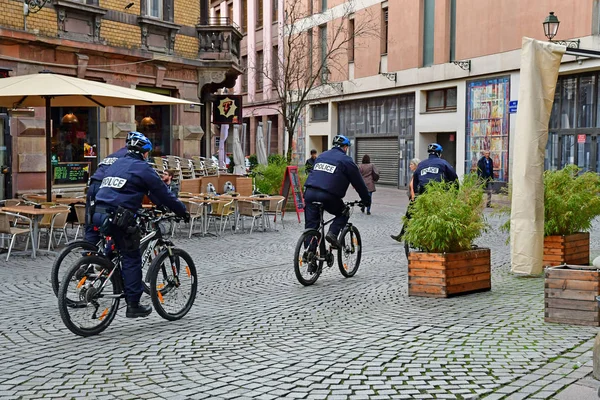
xmin=325 ymin=232 xmax=341 ymax=249
xmin=367 ymin=211 xmax=371 ymax=215
xmin=360 ymin=206 xmax=365 ymax=213
xmin=390 ymin=234 xmax=402 ymax=242
xmin=126 ymin=303 xmax=152 ymax=318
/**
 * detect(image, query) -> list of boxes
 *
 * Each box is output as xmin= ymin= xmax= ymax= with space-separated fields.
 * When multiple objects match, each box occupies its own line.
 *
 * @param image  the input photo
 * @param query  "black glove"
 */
xmin=361 ymin=199 xmax=372 ymax=208
xmin=182 ymin=212 xmax=190 ymax=224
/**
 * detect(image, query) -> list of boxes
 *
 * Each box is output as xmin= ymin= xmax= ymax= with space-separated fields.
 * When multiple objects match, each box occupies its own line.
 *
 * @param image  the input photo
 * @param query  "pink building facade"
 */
xmin=298 ymin=0 xmax=599 ymax=188
xmin=210 ymin=0 xmax=284 ymax=158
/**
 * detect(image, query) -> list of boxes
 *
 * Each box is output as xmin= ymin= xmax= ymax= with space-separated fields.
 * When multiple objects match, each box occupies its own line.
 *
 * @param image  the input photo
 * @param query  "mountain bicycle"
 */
xmin=293 ymin=200 xmax=362 ymax=286
xmin=57 ymin=212 xmax=197 ymax=337
xmin=50 ymin=208 xmax=171 ymax=297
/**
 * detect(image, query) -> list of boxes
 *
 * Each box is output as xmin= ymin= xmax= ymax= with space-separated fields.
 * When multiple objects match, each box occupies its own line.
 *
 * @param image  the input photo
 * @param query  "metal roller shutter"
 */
xmin=355 ymin=137 xmax=398 ymax=186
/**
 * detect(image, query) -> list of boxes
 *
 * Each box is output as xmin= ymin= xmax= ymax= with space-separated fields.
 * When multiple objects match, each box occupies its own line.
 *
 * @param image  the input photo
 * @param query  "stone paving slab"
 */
xmin=0 ymin=186 xmax=599 ymax=399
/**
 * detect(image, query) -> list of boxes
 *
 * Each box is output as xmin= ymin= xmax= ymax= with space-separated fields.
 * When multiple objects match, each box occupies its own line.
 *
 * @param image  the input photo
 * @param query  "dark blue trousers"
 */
xmin=92 ymin=213 xmax=143 ymax=304
xmin=304 ymin=188 xmax=348 ymax=237
xmin=84 ymin=180 xmax=101 ymax=244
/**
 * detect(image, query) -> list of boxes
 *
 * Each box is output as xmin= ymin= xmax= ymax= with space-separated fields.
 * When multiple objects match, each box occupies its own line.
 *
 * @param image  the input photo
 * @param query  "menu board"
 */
xmin=53 ymin=162 xmax=90 ymax=185
xmin=465 ymin=77 xmax=510 ymax=182
xmin=280 ymin=166 xmax=304 ymax=223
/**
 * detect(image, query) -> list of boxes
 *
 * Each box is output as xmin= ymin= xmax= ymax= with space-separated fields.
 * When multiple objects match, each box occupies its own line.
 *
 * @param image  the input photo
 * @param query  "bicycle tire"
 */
xmin=148 ymin=248 xmax=197 ymax=321
xmin=57 ymin=255 xmax=122 ymax=337
xmin=293 ymin=231 xmax=323 ymax=286
xmin=338 ymin=225 xmax=362 ymax=277
xmin=51 ymin=240 xmax=98 ymax=297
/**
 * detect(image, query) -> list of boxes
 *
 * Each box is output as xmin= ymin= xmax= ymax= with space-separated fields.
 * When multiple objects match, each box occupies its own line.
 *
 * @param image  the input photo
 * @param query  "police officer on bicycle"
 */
xmin=303 ymin=135 xmax=371 ymax=249
xmin=412 ymin=143 xmax=458 ymax=194
xmin=92 ymin=133 xmax=188 ymax=318
xmin=84 ymin=132 xmax=136 ymax=244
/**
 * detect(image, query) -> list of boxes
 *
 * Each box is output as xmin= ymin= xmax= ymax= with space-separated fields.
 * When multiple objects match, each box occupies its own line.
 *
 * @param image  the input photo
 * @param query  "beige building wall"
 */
xmin=293 ymin=0 xmax=599 ymax=181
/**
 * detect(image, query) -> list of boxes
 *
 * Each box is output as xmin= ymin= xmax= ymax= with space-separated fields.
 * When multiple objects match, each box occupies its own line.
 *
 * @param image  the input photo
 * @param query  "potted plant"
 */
xmin=542 ymin=165 xmax=600 ymax=267
xmin=404 ymin=174 xmax=491 ymax=298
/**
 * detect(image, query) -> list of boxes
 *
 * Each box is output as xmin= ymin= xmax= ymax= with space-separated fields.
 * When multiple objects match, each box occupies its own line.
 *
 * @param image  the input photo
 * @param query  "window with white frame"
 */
xmin=146 ymin=0 xmax=163 ymax=18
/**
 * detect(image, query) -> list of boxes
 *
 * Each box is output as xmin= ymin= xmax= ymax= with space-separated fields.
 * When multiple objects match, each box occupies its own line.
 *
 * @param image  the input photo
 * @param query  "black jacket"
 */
xmin=477 ymin=156 xmax=494 ymax=182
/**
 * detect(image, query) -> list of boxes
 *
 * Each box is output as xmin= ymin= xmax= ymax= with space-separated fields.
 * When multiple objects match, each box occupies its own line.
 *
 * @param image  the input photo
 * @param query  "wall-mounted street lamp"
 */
xmin=543 ymin=11 xmax=580 ymax=48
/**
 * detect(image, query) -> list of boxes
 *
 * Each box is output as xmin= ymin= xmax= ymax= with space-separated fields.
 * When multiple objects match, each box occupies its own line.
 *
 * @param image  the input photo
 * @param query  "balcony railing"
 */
xmin=196 ymin=17 xmax=242 ymax=61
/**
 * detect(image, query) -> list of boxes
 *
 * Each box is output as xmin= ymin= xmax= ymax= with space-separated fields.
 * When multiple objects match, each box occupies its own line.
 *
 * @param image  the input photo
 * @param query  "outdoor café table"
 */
xmin=0 ymin=205 xmax=69 ymax=258
xmin=27 ymin=195 xmax=85 ymax=205
xmin=219 ymin=194 xmax=272 ymax=232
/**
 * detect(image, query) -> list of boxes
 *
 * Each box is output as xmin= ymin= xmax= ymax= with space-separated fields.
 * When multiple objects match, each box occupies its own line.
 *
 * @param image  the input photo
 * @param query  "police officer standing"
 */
xmin=304 ymin=135 xmax=371 ymax=249
xmin=412 ymin=143 xmax=458 ymax=195
xmin=84 ymin=132 xmax=134 ymax=244
xmin=92 ymin=133 xmax=188 ymax=318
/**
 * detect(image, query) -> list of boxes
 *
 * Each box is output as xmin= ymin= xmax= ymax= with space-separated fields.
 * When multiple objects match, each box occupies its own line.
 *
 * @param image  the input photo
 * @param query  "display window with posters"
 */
xmin=465 ymin=76 xmax=510 ymax=182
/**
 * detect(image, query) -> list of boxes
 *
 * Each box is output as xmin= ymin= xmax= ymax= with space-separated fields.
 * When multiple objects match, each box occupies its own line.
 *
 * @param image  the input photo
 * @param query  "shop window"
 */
xmin=578 ymin=75 xmax=595 ymax=128
xmin=135 ymin=102 xmax=171 ymax=158
xmin=50 ymin=107 xmax=99 ymax=182
xmin=465 ymin=76 xmax=510 ymax=182
xmin=311 ymin=104 xmax=328 ymax=122
xmin=426 ymin=87 xmax=457 ymax=111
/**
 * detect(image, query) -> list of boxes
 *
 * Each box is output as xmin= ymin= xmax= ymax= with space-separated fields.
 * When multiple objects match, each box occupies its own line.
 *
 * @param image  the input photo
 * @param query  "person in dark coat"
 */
xmin=304 ymin=135 xmax=371 ymax=249
xmin=92 ymin=133 xmax=188 ymax=318
xmin=305 ymin=149 xmax=318 ymax=174
xmin=412 ymin=143 xmax=458 ymax=195
xmin=358 ymin=154 xmax=379 ymax=215
xmin=477 ymin=150 xmax=494 ymax=207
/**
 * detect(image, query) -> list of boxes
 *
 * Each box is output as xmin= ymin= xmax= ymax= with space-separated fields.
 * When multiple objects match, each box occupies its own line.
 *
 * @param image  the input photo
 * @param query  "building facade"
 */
xmin=0 ymin=0 xmax=241 ymax=198
xmin=209 ymin=0 xmax=284 ymax=158
xmin=295 ymin=0 xmax=598 ymax=188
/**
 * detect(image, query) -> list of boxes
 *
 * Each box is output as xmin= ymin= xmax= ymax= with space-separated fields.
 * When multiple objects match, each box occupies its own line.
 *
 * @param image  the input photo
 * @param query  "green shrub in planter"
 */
xmin=404 ymin=174 xmax=488 ymax=253
xmin=255 ymin=163 xmax=288 ymax=195
xmin=544 ymin=164 xmax=600 ymax=236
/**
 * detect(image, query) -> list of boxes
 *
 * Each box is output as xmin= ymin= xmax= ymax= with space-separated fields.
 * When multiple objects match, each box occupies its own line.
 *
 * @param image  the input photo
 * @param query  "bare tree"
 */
xmin=251 ymin=0 xmax=377 ymax=163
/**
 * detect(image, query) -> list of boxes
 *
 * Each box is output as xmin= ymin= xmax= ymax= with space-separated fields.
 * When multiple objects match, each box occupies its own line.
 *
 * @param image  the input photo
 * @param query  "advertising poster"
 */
xmin=465 ymin=76 xmax=510 ymax=181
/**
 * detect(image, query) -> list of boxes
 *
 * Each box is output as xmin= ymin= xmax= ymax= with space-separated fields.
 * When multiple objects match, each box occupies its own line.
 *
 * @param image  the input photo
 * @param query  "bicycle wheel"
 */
xmin=338 ymin=225 xmax=362 ymax=277
xmin=51 ymin=240 xmax=98 ymax=297
xmin=148 ymin=248 xmax=197 ymax=321
xmin=294 ymin=231 xmax=324 ymax=286
xmin=58 ymin=255 xmax=122 ymax=337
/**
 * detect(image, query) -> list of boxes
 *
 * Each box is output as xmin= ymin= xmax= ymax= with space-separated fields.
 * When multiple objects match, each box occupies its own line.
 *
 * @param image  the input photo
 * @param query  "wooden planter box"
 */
xmin=408 ymin=248 xmax=491 ymax=298
xmin=545 ymin=265 xmax=600 ymax=326
xmin=543 ymin=232 xmax=590 ymax=267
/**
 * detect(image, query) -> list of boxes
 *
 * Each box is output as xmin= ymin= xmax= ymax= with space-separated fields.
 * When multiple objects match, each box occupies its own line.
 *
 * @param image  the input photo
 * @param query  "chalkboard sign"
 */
xmin=280 ymin=166 xmax=304 ymax=223
xmin=53 ymin=162 xmax=90 ymax=185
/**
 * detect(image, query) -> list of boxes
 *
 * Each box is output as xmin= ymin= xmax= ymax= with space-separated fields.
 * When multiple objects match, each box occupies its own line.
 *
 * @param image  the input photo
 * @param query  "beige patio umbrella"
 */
xmin=256 ymin=122 xmax=268 ymax=166
xmin=0 ymin=71 xmax=199 ymax=201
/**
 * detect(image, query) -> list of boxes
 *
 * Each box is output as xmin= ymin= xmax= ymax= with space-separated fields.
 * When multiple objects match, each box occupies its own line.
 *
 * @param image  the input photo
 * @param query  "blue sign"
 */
xmin=509 ymin=100 xmax=518 ymax=114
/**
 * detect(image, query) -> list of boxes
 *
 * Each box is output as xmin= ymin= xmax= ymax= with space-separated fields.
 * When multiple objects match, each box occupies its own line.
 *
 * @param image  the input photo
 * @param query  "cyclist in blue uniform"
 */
xmin=303 ymin=135 xmax=371 ymax=249
xmin=92 ymin=133 xmax=188 ymax=318
xmin=84 ymin=132 xmax=135 ymax=244
xmin=412 ymin=143 xmax=458 ymax=194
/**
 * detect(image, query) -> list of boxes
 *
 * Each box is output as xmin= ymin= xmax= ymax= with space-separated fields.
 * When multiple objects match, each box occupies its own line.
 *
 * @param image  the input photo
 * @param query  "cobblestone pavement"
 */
xmin=0 ymin=186 xmax=598 ymax=399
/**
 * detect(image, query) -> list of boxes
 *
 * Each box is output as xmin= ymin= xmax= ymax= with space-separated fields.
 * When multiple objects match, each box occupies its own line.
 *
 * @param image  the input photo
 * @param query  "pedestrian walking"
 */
xmin=477 ymin=150 xmax=494 ymax=207
xmin=358 ymin=154 xmax=379 ymax=215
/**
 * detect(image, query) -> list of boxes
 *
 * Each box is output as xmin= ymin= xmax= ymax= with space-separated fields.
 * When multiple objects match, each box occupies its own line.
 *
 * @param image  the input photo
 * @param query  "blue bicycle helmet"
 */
xmin=127 ymin=132 xmax=153 ymax=154
xmin=427 ymin=143 xmax=443 ymax=155
xmin=126 ymin=131 xmax=137 ymax=144
xmin=332 ymin=135 xmax=351 ymax=147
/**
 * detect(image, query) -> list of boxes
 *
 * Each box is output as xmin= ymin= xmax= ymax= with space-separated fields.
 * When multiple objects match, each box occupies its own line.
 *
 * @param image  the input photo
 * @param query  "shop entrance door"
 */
xmin=436 ymin=132 xmax=457 ymax=170
xmin=0 ymin=113 xmax=10 ymax=200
